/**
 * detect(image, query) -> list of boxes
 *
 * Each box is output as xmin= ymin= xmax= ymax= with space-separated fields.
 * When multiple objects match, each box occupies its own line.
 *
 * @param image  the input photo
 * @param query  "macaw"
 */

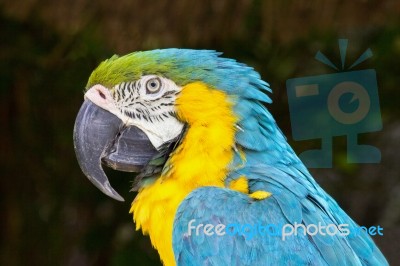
xmin=73 ymin=49 xmax=388 ymax=265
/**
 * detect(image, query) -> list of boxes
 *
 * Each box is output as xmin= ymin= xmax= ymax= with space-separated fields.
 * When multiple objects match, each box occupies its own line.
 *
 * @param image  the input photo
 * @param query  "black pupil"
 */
xmin=148 ymin=79 xmax=159 ymax=92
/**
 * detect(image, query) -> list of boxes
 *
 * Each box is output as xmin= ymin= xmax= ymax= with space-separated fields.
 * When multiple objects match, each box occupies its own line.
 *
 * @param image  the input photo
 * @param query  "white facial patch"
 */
xmin=85 ymin=75 xmax=185 ymax=149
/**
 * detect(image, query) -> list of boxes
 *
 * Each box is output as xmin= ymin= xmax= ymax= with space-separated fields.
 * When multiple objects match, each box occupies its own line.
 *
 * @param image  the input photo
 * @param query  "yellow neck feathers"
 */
xmin=130 ymin=82 xmax=237 ymax=266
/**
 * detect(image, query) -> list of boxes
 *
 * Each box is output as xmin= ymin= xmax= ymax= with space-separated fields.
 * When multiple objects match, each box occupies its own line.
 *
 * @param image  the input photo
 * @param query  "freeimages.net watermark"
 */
xmin=187 ymin=219 xmax=383 ymax=241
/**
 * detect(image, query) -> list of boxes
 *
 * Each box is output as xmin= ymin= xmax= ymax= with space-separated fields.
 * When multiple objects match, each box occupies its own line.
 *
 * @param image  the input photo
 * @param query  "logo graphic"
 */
xmin=286 ymin=39 xmax=382 ymax=168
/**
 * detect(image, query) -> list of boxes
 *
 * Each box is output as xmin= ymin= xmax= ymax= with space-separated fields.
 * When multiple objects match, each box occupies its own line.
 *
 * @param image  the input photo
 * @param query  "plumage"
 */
xmin=80 ymin=49 xmax=388 ymax=265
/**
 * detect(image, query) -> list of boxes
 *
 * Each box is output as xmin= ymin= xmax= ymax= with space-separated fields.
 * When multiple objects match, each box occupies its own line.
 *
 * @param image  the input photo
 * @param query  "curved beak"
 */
xmin=73 ymin=100 xmax=157 ymax=201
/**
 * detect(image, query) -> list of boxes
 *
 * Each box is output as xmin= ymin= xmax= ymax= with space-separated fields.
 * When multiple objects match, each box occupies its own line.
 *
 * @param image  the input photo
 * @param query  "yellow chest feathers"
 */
xmin=130 ymin=82 xmax=238 ymax=266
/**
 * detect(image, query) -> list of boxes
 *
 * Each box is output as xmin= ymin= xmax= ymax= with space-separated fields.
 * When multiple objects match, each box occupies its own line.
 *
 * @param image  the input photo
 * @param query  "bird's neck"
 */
xmin=130 ymin=83 xmax=237 ymax=266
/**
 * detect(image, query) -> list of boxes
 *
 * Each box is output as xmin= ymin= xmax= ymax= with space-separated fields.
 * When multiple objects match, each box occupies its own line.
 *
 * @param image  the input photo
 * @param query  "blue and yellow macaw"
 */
xmin=73 ymin=49 xmax=388 ymax=265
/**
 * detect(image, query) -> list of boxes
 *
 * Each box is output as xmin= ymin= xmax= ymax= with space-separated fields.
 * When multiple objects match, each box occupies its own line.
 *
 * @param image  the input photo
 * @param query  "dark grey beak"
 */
xmin=73 ymin=100 xmax=157 ymax=201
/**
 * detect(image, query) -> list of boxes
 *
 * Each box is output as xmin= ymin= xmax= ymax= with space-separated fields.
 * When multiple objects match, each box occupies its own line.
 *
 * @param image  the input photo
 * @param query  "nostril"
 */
xmin=98 ymin=90 xmax=106 ymax=99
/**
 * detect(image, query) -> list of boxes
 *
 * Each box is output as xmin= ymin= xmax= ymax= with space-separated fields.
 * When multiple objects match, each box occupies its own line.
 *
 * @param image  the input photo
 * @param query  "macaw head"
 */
xmin=73 ymin=49 xmax=272 ymax=201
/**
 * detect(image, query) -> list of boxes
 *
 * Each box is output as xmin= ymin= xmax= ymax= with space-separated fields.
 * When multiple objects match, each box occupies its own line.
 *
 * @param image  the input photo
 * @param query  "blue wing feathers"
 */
xmin=173 ymin=180 xmax=387 ymax=265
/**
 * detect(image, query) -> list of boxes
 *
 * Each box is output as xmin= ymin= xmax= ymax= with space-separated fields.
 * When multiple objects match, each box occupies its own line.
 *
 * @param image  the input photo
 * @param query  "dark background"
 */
xmin=1 ymin=0 xmax=399 ymax=265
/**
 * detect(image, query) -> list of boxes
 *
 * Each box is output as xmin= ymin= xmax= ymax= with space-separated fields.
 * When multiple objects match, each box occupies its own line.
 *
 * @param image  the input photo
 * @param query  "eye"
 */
xmin=145 ymin=77 xmax=162 ymax=94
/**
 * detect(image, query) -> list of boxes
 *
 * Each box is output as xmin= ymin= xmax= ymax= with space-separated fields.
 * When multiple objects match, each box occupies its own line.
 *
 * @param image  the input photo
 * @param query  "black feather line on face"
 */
xmin=121 ymin=83 xmax=127 ymax=98
xmin=161 ymin=90 xmax=178 ymax=97
xmin=168 ymin=111 xmax=177 ymax=118
xmin=160 ymin=102 xmax=173 ymax=106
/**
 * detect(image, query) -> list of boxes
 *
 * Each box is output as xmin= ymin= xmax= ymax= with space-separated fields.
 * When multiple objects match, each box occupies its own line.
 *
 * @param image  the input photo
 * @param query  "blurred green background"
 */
xmin=1 ymin=0 xmax=400 ymax=265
